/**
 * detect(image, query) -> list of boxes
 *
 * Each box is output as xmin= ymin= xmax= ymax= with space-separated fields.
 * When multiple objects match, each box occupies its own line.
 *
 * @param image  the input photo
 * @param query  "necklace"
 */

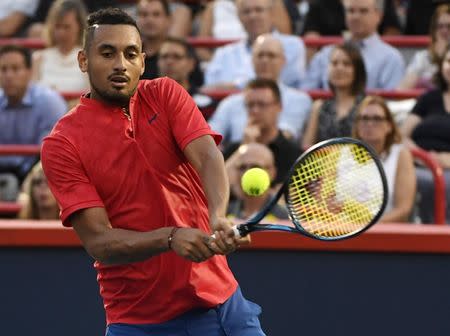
xmin=122 ymin=107 xmax=131 ymax=120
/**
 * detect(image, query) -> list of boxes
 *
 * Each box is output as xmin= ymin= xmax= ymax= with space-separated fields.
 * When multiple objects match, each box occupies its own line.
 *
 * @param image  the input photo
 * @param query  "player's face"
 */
xmin=356 ymin=104 xmax=392 ymax=145
xmin=0 ymin=51 xmax=31 ymax=102
xmin=158 ymin=42 xmax=194 ymax=82
xmin=343 ymin=0 xmax=381 ymax=39
xmin=78 ymin=24 xmax=145 ymax=106
xmin=137 ymin=0 xmax=170 ymax=39
xmin=252 ymin=40 xmax=285 ymax=80
xmin=245 ymin=87 xmax=281 ymax=131
xmin=328 ymin=48 xmax=355 ymax=90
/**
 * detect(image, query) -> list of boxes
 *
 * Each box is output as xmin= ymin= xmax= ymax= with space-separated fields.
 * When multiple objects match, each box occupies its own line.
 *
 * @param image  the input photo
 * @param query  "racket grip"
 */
xmin=211 ymin=225 xmax=242 ymax=239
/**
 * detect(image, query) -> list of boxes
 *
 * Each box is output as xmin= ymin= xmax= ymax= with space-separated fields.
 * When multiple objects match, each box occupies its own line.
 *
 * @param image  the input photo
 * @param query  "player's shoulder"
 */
xmin=138 ymin=77 xmax=182 ymax=95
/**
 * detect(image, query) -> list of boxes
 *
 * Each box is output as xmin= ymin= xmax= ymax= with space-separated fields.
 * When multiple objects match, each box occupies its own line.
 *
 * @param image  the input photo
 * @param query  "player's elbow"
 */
xmin=84 ymin=237 xmax=129 ymax=265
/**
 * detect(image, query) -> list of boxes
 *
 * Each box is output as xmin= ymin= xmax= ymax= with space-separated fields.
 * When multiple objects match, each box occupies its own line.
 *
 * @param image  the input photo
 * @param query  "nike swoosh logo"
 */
xmin=148 ymin=113 xmax=158 ymax=124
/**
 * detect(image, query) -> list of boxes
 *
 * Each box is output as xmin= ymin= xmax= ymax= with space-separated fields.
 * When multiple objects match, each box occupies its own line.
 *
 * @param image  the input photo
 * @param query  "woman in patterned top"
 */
xmin=302 ymin=42 xmax=366 ymax=148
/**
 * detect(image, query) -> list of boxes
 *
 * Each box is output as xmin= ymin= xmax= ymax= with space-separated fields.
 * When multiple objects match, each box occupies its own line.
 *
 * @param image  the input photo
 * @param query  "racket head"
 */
xmin=284 ymin=137 xmax=388 ymax=241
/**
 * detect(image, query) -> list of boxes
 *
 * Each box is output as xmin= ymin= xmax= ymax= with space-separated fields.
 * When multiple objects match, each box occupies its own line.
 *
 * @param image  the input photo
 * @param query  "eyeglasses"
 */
xmin=255 ymin=52 xmax=281 ymax=60
xmin=245 ymin=100 xmax=277 ymax=110
xmin=437 ymin=23 xmax=450 ymax=30
xmin=159 ymin=53 xmax=187 ymax=61
xmin=237 ymin=164 xmax=269 ymax=172
xmin=31 ymin=177 xmax=48 ymax=186
xmin=356 ymin=115 xmax=387 ymax=123
xmin=239 ymin=6 xmax=269 ymax=16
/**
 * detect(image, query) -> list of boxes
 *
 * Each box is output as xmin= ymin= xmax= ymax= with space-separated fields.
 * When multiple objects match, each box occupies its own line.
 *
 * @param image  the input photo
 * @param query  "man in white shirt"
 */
xmin=209 ymin=34 xmax=312 ymax=144
xmin=301 ymin=0 xmax=405 ymax=90
xmin=204 ymin=0 xmax=306 ymax=89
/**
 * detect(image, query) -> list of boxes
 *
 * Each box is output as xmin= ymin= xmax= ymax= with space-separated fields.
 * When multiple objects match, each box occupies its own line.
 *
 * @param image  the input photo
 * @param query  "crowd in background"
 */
xmin=1 ymin=0 xmax=450 ymax=224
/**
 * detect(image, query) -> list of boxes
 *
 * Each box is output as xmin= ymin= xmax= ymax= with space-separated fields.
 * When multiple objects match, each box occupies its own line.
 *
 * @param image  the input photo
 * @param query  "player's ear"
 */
xmin=78 ymin=50 xmax=88 ymax=73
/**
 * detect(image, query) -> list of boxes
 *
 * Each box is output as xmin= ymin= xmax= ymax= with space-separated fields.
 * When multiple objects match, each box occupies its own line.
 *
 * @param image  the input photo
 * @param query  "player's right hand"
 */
xmin=169 ymin=228 xmax=215 ymax=263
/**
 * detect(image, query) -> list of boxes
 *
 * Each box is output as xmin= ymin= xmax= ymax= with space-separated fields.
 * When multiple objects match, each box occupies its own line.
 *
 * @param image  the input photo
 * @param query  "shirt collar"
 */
xmin=350 ymin=33 xmax=380 ymax=49
xmin=0 ymin=83 xmax=33 ymax=109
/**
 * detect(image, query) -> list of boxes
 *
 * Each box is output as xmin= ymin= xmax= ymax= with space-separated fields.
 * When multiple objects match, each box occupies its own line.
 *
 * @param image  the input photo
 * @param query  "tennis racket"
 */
xmin=224 ymin=137 xmax=388 ymax=241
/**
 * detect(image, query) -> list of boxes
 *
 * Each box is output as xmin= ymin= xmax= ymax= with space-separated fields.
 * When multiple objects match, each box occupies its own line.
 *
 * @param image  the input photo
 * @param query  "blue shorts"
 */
xmin=105 ymin=287 xmax=265 ymax=336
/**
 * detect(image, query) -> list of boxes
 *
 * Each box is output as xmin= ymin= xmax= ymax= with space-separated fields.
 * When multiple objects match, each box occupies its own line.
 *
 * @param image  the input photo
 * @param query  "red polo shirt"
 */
xmin=41 ymin=78 xmax=237 ymax=324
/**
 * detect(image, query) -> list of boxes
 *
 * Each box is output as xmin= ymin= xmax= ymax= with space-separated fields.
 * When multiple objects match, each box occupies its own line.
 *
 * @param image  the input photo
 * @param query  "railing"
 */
xmin=0 ymin=35 xmax=430 ymax=50
xmin=410 ymin=147 xmax=447 ymax=225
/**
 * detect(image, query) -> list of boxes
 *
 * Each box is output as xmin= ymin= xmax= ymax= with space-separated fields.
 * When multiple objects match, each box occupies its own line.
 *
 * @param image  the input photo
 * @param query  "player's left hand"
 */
xmin=208 ymin=216 xmax=251 ymax=255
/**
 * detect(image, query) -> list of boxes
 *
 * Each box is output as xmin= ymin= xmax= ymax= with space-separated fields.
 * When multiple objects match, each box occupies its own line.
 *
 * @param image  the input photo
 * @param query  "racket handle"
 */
xmin=211 ymin=225 xmax=242 ymax=239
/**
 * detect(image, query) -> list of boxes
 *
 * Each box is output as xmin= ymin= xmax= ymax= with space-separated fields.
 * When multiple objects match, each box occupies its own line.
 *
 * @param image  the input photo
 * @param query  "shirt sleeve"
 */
xmin=411 ymin=91 xmax=437 ymax=119
xmin=41 ymin=135 xmax=104 ymax=226
xmin=158 ymin=78 xmax=222 ymax=150
xmin=301 ymin=47 xmax=329 ymax=89
xmin=378 ymin=49 xmax=405 ymax=89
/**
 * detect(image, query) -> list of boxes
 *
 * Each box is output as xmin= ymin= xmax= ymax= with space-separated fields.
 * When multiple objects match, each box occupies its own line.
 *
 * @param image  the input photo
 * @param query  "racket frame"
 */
xmin=236 ymin=137 xmax=388 ymax=241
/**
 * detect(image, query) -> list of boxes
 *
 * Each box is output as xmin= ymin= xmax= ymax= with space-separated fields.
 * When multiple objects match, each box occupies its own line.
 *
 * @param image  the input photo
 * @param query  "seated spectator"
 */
xmin=302 ymin=43 xmax=366 ymax=148
xmin=301 ymin=0 xmax=405 ymax=90
xmin=209 ymin=34 xmax=311 ymax=144
xmin=204 ymin=0 xmax=306 ymax=89
xmin=32 ymin=0 xmax=89 ymax=92
xmin=0 ymin=0 xmax=39 ymax=37
xmin=138 ymin=0 xmax=204 ymax=87
xmin=0 ymin=45 xmax=67 ymax=200
xmin=223 ymin=78 xmax=301 ymax=184
xmin=18 ymin=162 xmax=59 ymax=220
xmin=399 ymin=4 xmax=450 ymax=90
xmin=353 ymin=96 xmax=416 ymax=223
xmin=300 ymin=0 xmax=401 ymax=37
xmin=158 ymin=37 xmax=214 ymax=109
xmin=167 ymin=0 xmax=193 ymax=38
xmin=402 ymin=46 xmax=450 ymax=223
xmin=197 ymin=0 xmax=292 ymax=61
xmin=225 ymin=143 xmax=289 ymax=220
xmin=282 ymin=0 xmax=310 ymax=36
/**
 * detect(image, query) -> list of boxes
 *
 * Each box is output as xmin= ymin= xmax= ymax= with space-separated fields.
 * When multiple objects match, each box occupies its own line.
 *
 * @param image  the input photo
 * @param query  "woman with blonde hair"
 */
xmin=353 ymin=96 xmax=416 ymax=223
xmin=18 ymin=162 xmax=59 ymax=220
xmin=32 ymin=0 xmax=89 ymax=92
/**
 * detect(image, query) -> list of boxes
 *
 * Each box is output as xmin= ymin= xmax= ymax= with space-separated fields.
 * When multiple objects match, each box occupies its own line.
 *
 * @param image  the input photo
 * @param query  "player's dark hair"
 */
xmin=83 ymin=7 xmax=140 ymax=51
xmin=163 ymin=36 xmax=196 ymax=59
xmin=0 ymin=45 xmax=32 ymax=68
xmin=245 ymin=78 xmax=281 ymax=103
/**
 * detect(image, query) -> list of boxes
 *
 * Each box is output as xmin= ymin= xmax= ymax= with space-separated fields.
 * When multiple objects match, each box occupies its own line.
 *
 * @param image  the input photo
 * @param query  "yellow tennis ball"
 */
xmin=241 ymin=168 xmax=270 ymax=196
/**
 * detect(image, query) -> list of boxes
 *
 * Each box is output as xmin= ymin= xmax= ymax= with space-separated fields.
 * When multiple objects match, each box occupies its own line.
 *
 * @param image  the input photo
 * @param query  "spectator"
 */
xmin=301 ymin=0 xmax=405 ymax=90
xmin=158 ymin=37 xmax=214 ymax=109
xmin=137 ymin=0 xmax=171 ymax=80
xmin=197 ymin=0 xmax=292 ymax=61
xmin=399 ymin=4 xmax=450 ymax=90
xmin=138 ymin=0 xmax=204 ymax=86
xmin=283 ymin=0 xmax=310 ymax=36
xmin=167 ymin=0 xmax=194 ymax=38
xmin=353 ymin=96 xmax=416 ymax=223
xmin=204 ymin=0 xmax=306 ymax=89
xmin=225 ymin=143 xmax=289 ymax=220
xmin=301 ymin=0 xmax=402 ymax=37
xmin=223 ymin=78 xmax=301 ymax=184
xmin=0 ymin=0 xmax=39 ymax=37
xmin=209 ymin=34 xmax=312 ymax=144
xmin=302 ymin=43 xmax=366 ymax=148
xmin=0 ymin=45 xmax=67 ymax=199
xmin=402 ymin=46 xmax=450 ymax=223
xmin=18 ymin=161 xmax=59 ymax=220
xmin=32 ymin=0 xmax=89 ymax=92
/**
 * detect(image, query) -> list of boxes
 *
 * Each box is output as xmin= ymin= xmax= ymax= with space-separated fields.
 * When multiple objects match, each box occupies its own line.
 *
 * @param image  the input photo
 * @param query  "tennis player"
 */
xmin=41 ymin=7 xmax=265 ymax=336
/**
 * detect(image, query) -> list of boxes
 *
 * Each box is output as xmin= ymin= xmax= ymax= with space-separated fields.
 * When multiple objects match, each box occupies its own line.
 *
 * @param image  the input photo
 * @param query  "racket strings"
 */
xmin=287 ymin=143 xmax=384 ymax=239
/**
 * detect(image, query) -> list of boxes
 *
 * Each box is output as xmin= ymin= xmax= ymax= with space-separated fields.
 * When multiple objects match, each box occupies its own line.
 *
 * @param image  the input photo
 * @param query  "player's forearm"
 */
xmin=85 ymin=227 xmax=173 ymax=265
xmin=197 ymin=148 xmax=230 ymax=225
